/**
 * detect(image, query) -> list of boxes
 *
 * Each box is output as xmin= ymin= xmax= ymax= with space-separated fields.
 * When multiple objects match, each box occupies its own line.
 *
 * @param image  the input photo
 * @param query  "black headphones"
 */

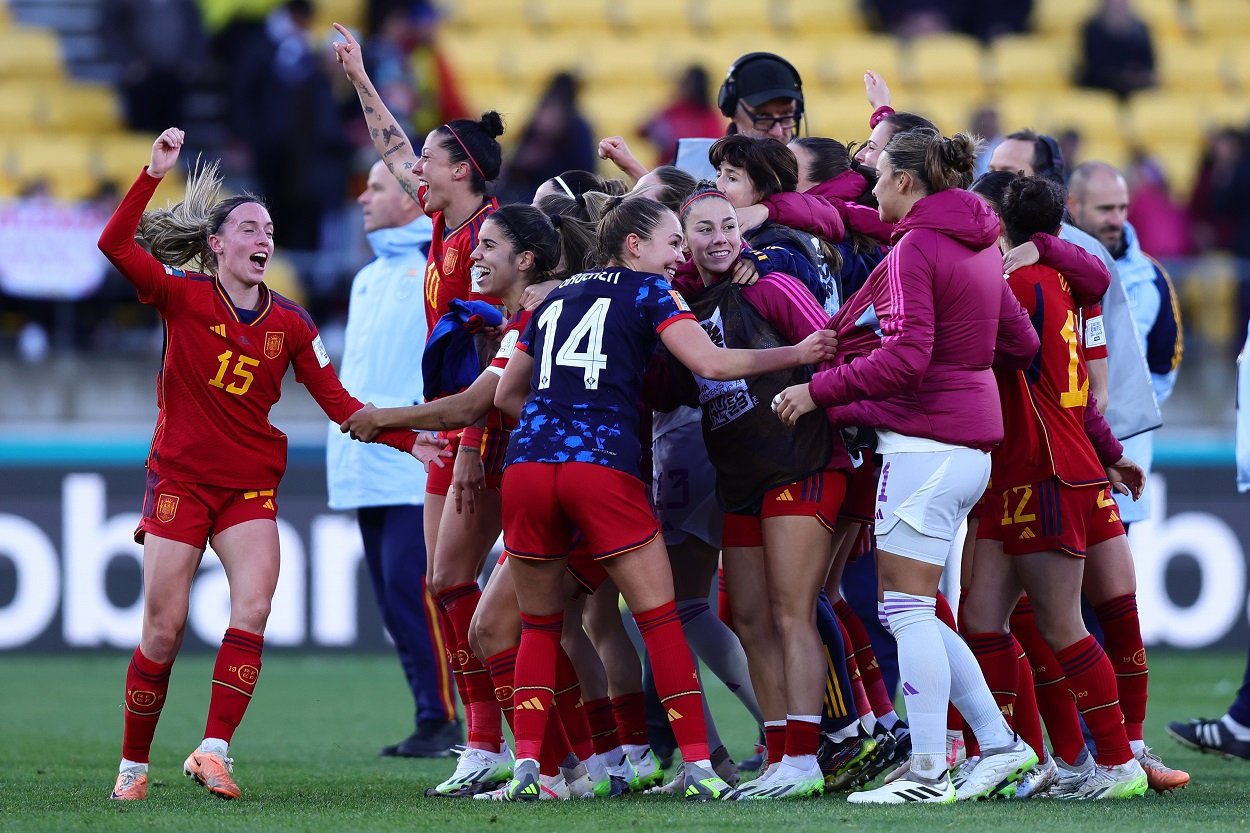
xmin=717 ymin=52 xmax=804 ymax=119
xmin=1035 ymin=133 xmax=1066 ymax=185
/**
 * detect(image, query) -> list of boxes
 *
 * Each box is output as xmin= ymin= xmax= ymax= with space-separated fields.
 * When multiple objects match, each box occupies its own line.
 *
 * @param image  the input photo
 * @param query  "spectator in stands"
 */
xmin=1125 ymin=153 xmax=1191 ymax=261
xmin=500 ymin=73 xmax=597 ymax=204
xmin=1209 ymin=129 xmax=1250 ymax=348
xmin=640 ymin=65 xmax=727 ymax=167
xmin=1077 ymin=0 xmax=1156 ymax=99
xmin=1189 ymin=127 xmax=1243 ymax=254
xmin=102 ymin=0 xmax=208 ymax=133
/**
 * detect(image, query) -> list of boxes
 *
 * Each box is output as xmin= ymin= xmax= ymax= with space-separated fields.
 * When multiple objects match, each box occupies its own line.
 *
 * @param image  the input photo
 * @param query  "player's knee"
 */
xmin=232 ymin=595 xmax=272 ymax=633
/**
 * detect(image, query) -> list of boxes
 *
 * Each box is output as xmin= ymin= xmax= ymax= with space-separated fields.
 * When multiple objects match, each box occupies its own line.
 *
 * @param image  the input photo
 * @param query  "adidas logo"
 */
xmin=210 ymin=324 xmax=227 ymax=337
xmin=666 ymin=707 xmax=683 ymax=721
xmin=1019 ymin=528 xmax=1036 ymax=539
xmin=895 ymin=784 xmax=949 ymax=801
xmin=517 ymin=697 xmax=544 ymax=711
xmin=1109 ymin=512 xmax=1120 ymax=522
xmin=521 ymin=782 xmax=539 ymax=796
xmin=262 ymin=499 xmax=274 ymax=510
xmin=775 ymin=489 xmax=794 ymax=502
xmin=875 ymin=509 xmax=884 ymax=520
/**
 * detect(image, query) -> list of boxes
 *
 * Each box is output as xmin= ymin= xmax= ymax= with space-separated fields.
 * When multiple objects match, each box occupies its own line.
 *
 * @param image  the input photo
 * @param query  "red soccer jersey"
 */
xmin=422 ymin=191 xmax=498 ymax=336
xmin=99 ymin=170 xmax=416 ymax=490
xmin=991 ymin=264 xmax=1107 ymax=489
xmin=486 ymin=308 xmax=532 ymax=432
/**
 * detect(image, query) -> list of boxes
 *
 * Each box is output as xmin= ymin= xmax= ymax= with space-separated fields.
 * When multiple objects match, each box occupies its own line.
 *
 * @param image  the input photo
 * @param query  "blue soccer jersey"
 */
xmin=506 ymin=267 xmax=695 ymax=479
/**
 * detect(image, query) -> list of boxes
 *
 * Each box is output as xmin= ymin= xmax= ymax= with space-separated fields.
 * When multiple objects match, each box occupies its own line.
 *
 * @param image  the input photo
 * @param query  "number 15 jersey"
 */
xmin=506 ymin=267 xmax=695 ymax=480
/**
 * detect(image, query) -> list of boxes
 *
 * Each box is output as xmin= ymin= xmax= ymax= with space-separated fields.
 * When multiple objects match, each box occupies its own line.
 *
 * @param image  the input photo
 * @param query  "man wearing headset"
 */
xmin=600 ymin=52 xmax=804 ymax=180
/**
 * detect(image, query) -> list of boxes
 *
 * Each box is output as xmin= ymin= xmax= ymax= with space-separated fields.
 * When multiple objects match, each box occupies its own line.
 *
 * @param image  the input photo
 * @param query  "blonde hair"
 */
xmin=137 ymin=157 xmax=264 ymax=273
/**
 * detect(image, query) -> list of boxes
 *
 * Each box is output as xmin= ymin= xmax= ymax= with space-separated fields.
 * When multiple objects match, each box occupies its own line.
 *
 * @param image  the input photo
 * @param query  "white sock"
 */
xmin=584 ymin=752 xmax=608 ymax=783
xmin=829 ymin=723 xmax=859 ymax=743
xmin=876 ymin=709 xmax=899 ymax=731
xmin=199 ymin=738 xmax=228 ymax=757
xmin=623 ymin=744 xmax=650 ymax=764
xmin=779 ymin=754 xmax=817 ymax=772
xmin=605 ymin=747 xmax=627 ymax=769
xmin=936 ymin=620 xmax=1013 ymax=752
xmin=860 ymin=712 xmax=878 ymax=734
xmin=1223 ymin=714 xmax=1250 ymax=741
xmin=883 ymin=591 xmax=948 ymax=779
xmin=688 ymin=758 xmax=712 ymax=770
xmin=1129 ymin=739 xmax=1146 ymax=755
xmin=120 ymin=758 xmax=147 ymax=774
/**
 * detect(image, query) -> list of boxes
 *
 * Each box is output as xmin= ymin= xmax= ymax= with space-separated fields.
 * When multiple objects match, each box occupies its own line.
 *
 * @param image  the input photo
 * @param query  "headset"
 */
xmin=1035 ymin=133 xmax=1066 ymax=185
xmin=717 ymin=52 xmax=804 ymax=119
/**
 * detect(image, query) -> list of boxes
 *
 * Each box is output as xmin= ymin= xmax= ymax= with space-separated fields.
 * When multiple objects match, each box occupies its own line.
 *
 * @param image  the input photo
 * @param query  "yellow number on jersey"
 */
xmin=208 ymin=350 xmax=260 ymax=396
xmin=1059 ymin=309 xmax=1088 ymax=409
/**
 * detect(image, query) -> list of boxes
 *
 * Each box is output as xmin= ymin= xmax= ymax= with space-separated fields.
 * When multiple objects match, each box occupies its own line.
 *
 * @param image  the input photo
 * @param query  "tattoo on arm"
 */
xmin=403 ymin=161 xmax=414 ymax=170
xmin=438 ymin=416 xmax=448 ymax=430
xmin=371 ymin=127 xmax=379 ymax=139
xmin=383 ymin=141 xmax=407 ymax=158
xmin=364 ymin=105 xmax=375 ymax=115
xmin=354 ymin=82 xmax=373 ymax=99
xmin=381 ymin=124 xmax=403 ymax=147
xmin=398 ymin=177 xmax=422 ymax=203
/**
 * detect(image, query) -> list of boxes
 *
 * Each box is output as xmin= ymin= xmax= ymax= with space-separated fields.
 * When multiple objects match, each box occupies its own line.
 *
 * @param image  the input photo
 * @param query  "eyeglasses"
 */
xmin=737 ymin=102 xmax=800 ymax=132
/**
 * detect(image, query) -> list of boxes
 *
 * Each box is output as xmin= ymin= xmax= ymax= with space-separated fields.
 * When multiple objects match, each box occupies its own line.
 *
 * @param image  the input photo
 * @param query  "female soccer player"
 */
xmin=490 ymin=195 xmax=837 ymax=802
xmin=100 ymin=128 xmax=432 ymax=801
xmin=334 ymin=22 xmax=507 ymax=758
xmin=774 ymin=128 xmax=1041 ymax=803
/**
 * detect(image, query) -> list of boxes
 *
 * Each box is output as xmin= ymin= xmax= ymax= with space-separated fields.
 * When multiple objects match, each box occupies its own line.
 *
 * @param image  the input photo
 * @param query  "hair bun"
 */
xmin=478 ymin=111 xmax=505 ymax=139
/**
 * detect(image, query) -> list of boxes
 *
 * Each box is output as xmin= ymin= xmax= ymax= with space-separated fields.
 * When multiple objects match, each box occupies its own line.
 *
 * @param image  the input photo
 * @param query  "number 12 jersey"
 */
xmin=506 ymin=267 xmax=695 ymax=479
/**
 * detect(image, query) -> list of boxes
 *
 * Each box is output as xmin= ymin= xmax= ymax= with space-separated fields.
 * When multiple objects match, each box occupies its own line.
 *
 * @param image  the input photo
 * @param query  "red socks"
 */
xmin=841 ymin=619 xmax=873 ymax=720
xmin=611 ymin=692 xmax=649 ymax=747
xmin=633 ymin=600 xmax=710 ymax=763
xmin=485 ymin=647 xmax=519 ymax=735
xmin=439 ymin=583 xmax=502 ymax=749
xmin=1092 ymin=594 xmax=1148 ymax=742
xmin=786 ymin=717 xmax=822 ymax=758
xmin=512 ymin=611 xmax=563 ymax=761
xmin=765 ymin=722 xmax=787 ymax=764
xmin=434 ymin=594 xmax=468 ymax=722
xmin=584 ymin=697 xmax=621 ymax=756
xmin=1056 ymin=635 xmax=1133 ymax=766
xmin=1011 ymin=598 xmax=1086 ymax=764
xmin=205 ymin=628 xmax=263 ymax=743
xmin=554 ymin=647 xmax=594 ymax=761
xmin=122 ymin=647 xmax=173 ymax=763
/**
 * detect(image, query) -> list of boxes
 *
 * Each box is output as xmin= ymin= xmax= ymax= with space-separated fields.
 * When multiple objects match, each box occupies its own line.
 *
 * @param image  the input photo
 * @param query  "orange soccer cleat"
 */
xmin=1136 ymin=747 xmax=1190 ymax=793
xmin=184 ymin=750 xmax=241 ymax=800
xmin=110 ymin=768 xmax=148 ymax=800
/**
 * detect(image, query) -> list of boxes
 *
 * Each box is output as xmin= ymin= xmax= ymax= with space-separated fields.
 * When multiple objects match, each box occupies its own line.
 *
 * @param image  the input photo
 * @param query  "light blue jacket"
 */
xmin=1117 ymin=221 xmax=1180 ymax=406
xmin=326 ymin=216 xmax=433 ymax=509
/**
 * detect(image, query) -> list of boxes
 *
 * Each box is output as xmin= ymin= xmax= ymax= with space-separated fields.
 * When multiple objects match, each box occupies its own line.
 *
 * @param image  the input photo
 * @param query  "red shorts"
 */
xmin=977 ymin=478 xmax=1124 ymax=556
xmin=495 ymin=536 xmax=608 ymax=597
xmin=426 ymin=430 xmax=461 ymax=496
xmin=502 ymin=462 xmax=660 ymax=561
xmin=838 ymin=461 xmax=878 ymax=524
xmin=722 ymin=470 xmax=847 ymax=548
xmin=967 ymin=490 xmax=987 ymax=523
xmin=135 ymin=471 xmax=278 ymax=548
xmin=481 ymin=425 xmax=509 ymax=490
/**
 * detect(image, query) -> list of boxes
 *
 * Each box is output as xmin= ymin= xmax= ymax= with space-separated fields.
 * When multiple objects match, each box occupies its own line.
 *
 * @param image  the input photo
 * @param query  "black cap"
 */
xmin=736 ymin=55 xmax=803 ymax=108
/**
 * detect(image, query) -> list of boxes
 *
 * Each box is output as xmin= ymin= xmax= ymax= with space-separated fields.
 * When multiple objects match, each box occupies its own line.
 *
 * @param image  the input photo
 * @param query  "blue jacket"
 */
xmin=326 ymin=217 xmax=433 ymax=510
xmin=422 ymin=299 xmax=504 ymax=401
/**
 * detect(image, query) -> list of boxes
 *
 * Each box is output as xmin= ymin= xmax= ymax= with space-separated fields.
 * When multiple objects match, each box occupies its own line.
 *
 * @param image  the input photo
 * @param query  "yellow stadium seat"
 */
xmin=688 ymin=0 xmax=778 ymax=35
xmin=604 ymin=0 xmax=695 ymax=34
xmin=904 ymin=33 xmax=987 ymax=93
xmin=806 ymin=35 xmax=902 ymax=93
xmin=1156 ymin=41 xmax=1230 ymax=92
xmin=1073 ymin=135 xmax=1129 ymax=170
xmin=310 ymin=0 xmax=365 ymax=34
xmin=505 ymin=38 xmax=582 ymax=87
xmin=1043 ymin=89 xmax=1123 ymax=142
xmin=95 ymin=133 xmax=160 ymax=188
xmin=0 ymin=26 xmax=64 ymax=80
xmin=9 ymin=135 xmax=99 ymax=200
xmin=1132 ymin=0 xmax=1185 ymax=40
xmin=904 ymin=91 xmax=990 ymax=136
xmin=45 ymin=83 xmax=122 ymax=132
xmin=0 ymin=84 xmax=39 ymax=132
xmin=988 ymin=35 xmax=1076 ymax=91
xmin=1031 ymin=0 xmax=1099 ymax=36
xmin=994 ymin=91 xmax=1051 ymax=136
xmin=441 ymin=31 xmax=517 ymax=85
xmin=1210 ymin=96 xmax=1250 ymax=129
xmin=801 ymin=90 xmax=876 ymax=145
xmin=1189 ymin=0 xmax=1250 ymax=37
xmin=774 ymin=0 xmax=866 ymax=33
xmin=436 ymin=0 xmax=538 ymax=32
xmin=1125 ymin=90 xmax=1206 ymax=145
xmin=1134 ymin=140 xmax=1201 ymax=199
xmin=574 ymin=36 xmax=667 ymax=89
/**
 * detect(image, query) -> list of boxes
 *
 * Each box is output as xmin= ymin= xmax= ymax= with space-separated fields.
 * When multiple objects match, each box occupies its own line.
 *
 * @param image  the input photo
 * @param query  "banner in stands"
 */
xmin=0 ymin=461 xmax=1247 ymax=651
xmin=0 ymin=198 xmax=111 ymax=300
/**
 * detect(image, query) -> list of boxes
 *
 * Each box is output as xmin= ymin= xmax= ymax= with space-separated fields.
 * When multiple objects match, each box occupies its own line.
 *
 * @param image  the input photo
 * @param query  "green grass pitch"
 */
xmin=1 ymin=650 xmax=1248 ymax=832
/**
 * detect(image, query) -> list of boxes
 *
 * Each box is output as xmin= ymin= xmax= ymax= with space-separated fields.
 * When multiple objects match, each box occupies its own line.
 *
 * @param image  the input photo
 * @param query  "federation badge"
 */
xmin=444 ymin=247 xmax=459 ymax=274
xmin=155 ymin=494 xmax=179 ymax=523
xmin=264 ymin=331 xmax=284 ymax=359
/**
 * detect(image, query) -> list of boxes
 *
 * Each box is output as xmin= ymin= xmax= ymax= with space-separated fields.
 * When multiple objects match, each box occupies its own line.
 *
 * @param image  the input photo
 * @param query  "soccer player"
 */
xmin=100 ymin=128 xmax=434 ymax=801
xmin=334 ymin=22 xmax=507 ymax=760
xmin=961 ymin=174 xmax=1150 ymax=800
xmin=490 ymin=195 xmax=837 ymax=802
xmin=774 ymin=128 xmax=1041 ymax=803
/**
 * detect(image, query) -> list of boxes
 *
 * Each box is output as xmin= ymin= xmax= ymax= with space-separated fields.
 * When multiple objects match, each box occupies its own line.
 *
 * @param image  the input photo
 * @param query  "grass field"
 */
xmin=1 ymin=650 xmax=1247 ymax=832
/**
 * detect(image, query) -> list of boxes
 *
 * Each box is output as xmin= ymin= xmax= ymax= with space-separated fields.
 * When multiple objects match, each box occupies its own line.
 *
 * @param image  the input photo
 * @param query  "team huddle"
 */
xmin=100 ymin=21 xmax=1187 ymax=807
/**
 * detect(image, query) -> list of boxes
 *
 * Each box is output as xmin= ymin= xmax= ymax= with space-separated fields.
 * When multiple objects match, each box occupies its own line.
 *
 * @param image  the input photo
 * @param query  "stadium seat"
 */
xmin=688 ymin=0 xmax=777 ymax=35
xmin=1043 ymin=89 xmax=1123 ymax=142
xmin=904 ymin=33 xmax=987 ymax=93
xmin=1209 ymin=95 xmax=1250 ymax=130
xmin=1188 ymin=0 xmax=1250 ymax=37
xmin=1132 ymin=0 xmax=1185 ymax=40
xmin=9 ymin=135 xmax=99 ymax=200
xmin=0 ymin=84 xmax=39 ymax=133
xmin=802 ymin=90 xmax=876 ymax=145
xmin=1125 ymin=90 xmax=1207 ymax=146
xmin=1156 ymin=41 xmax=1229 ymax=92
xmin=44 ymin=83 xmax=123 ymax=132
xmin=805 ymin=35 xmax=901 ymax=93
xmin=904 ymin=91 xmax=988 ymax=136
xmin=1136 ymin=141 xmax=1201 ymax=200
xmin=575 ymin=36 xmax=667 ymax=89
xmin=773 ymin=0 xmax=866 ymax=34
xmin=0 ymin=26 xmax=64 ymax=80
xmin=604 ymin=0 xmax=695 ymax=35
xmin=436 ymin=0 xmax=538 ymax=32
xmin=441 ymin=31 xmax=517 ymax=85
xmin=1074 ymin=135 xmax=1129 ymax=171
xmin=994 ymin=91 xmax=1051 ymax=135
xmin=94 ymin=133 xmax=161 ymax=189
xmin=1031 ymin=0 xmax=1100 ymax=36
xmin=987 ymin=35 xmax=1076 ymax=91
xmin=310 ymin=0 xmax=365 ymax=35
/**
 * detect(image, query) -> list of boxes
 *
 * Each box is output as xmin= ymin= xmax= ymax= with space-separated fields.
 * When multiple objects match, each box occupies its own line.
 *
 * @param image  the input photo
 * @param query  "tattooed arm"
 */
xmin=331 ymin=23 xmax=422 ymax=201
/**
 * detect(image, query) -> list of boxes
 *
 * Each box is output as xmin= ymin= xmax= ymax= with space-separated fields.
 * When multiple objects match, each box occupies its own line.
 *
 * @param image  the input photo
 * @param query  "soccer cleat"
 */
xmin=738 ymin=739 xmax=766 ymax=773
xmin=183 ymin=750 xmax=241 ymax=800
xmin=954 ymin=737 xmax=1037 ymax=800
xmin=819 ymin=729 xmax=878 ymax=792
xmin=1057 ymin=758 xmax=1148 ymax=800
xmin=682 ymin=761 xmax=742 ymax=801
xmin=593 ymin=773 xmax=630 ymax=797
xmin=645 ymin=762 xmax=686 ymax=795
xmin=110 ymin=768 xmax=148 ymax=800
xmin=847 ymin=770 xmax=955 ymax=804
xmin=562 ymin=760 xmax=595 ymax=799
xmin=380 ymin=719 xmax=462 ymax=758
xmin=742 ymin=763 xmax=824 ymax=800
xmin=425 ymin=745 xmax=514 ymax=796
xmin=1167 ymin=717 xmax=1250 ymax=762
xmin=1135 ymin=746 xmax=1190 ymax=793
xmin=848 ymin=729 xmax=899 ymax=789
xmin=1012 ymin=754 xmax=1059 ymax=799
xmin=1050 ymin=749 xmax=1095 ymax=798
xmin=949 ymin=755 xmax=979 ymax=793
xmin=947 ymin=731 xmax=967 ymax=769
xmin=472 ymin=759 xmax=546 ymax=802
xmin=627 ymin=746 xmax=663 ymax=791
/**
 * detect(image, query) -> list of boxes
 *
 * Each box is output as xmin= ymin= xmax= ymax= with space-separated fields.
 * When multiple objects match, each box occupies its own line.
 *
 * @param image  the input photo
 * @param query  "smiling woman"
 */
xmin=95 ymin=128 xmax=431 ymax=803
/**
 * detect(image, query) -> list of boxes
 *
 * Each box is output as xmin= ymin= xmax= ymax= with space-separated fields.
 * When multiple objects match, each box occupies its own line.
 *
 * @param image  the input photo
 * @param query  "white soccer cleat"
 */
xmin=955 ymin=737 xmax=1037 ymax=800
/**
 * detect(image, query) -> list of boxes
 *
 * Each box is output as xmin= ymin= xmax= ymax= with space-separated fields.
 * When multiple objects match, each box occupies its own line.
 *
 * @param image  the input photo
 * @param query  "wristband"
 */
xmin=458 ymin=445 xmax=481 ymax=454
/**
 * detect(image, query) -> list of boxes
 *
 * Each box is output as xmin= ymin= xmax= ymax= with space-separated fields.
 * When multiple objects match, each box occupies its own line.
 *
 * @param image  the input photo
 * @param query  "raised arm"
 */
xmin=331 ymin=23 xmax=422 ymax=203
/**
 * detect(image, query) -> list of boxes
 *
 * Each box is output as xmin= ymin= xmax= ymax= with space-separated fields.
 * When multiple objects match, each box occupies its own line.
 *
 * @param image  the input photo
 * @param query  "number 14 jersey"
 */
xmin=991 ymin=263 xmax=1107 ymax=489
xmin=506 ymin=268 xmax=695 ymax=479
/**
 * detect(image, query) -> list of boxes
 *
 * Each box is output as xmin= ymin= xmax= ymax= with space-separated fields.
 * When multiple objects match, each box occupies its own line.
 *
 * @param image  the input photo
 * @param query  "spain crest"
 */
xmin=443 ymin=247 xmax=459 ymax=274
xmin=155 ymin=494 xmax=179 ymax=523
xmin=264 ymin=331 xmax=284 ymax=359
